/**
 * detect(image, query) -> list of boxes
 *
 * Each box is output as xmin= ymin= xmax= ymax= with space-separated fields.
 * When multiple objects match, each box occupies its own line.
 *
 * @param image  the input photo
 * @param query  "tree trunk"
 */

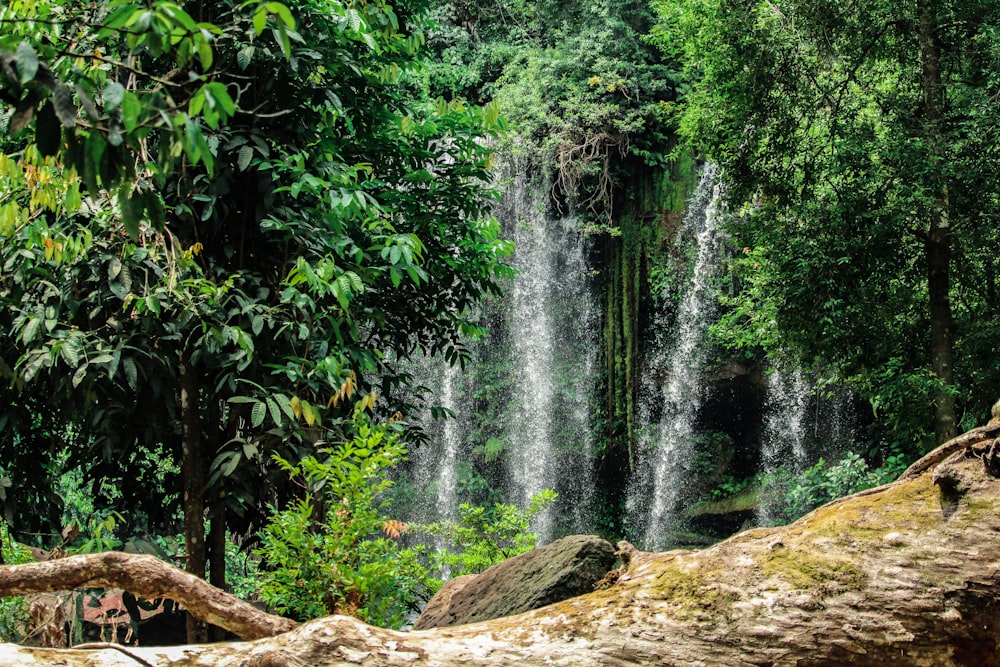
xmin=0 ymin=551 xmax=296 ymax=640
xmin=4 ymin=417 xmax=1000 ymax=666
xmin=917 ymin=0 xmax=957 ymax=443
xmin=206 ymin=394 xmax=229 ymax=643
xmin=207 ymin=504 xmax=229 ymax=642
xmin=179 ymin=347 xmax=208 ymax=644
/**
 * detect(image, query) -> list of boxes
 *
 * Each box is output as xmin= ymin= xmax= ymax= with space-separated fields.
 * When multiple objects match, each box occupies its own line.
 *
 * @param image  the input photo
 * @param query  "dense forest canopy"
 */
xmin=659 ymin=0 xmax=1000 ymax=452
xmin=0 ymin=0 xmax=999 ymax=648
xmin=0 ymin=0 xmax=511 ymax=640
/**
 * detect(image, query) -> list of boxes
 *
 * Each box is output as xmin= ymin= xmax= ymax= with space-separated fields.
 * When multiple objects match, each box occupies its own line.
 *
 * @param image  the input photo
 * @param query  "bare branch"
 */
xmin=0 ymin=552 xmax=297 ymax=640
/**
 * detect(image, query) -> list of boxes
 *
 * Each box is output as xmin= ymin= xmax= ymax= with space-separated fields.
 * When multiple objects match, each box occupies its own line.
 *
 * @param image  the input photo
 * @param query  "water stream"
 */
xmin=408 ymin=357 xmax=465 ymax=525
xmin=499 ymin=168 xmax=597 ymax=542
xmin=756 ymin=366 xmax=811 ymax=525
xmin=407 ymin=165 xmax=597 ymax=544
xmin=628 ymin=164 xmax=726 ymax=549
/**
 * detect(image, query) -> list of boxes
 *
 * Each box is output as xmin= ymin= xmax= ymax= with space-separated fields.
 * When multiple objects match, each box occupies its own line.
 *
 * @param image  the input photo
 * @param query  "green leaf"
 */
xmin=15 ymin=42 xmax=38 ymax=85
xmin=207 ymin=82 xmax=236 ymax=116
xmin=59 ymin=335 xmax=83 ymax=367
xmin=252 ymin=7 xmax=268 ymax=35
xmin=266 ymin=397 xmax=282 ymax=426
xmin=120 ymin=92 xmax=142 ymax=133
xmin=196 ymin=36 xmax=213 ymax=70
xmin=108 ymin=256 xmax=123 ymax=280
xmin=118 ymin=188 xmax=144 ymax=240
xmin=264 ymin=2 xmax=295 ymax=29
xmin=272 ymin=26 xmax=291 ymax=59
xmin=123 ymin=357 xmax=138 ymax=390
xmin=237 ymin=46 xmax=255 ymax=70
xmin=238 ymin=145 xmax=254 ymax=171
xmin=251 ymin=400 xmax=266 ymax=427
xmin=273 ymin=393 xmax=295 ymax=421
xmin=21 ymin=318 xmax=41 ymax=345
xmin=141 ymin=190 xmax=165 ymax=229
xmin=71 ymin=363 xmax=89 ymax=388
xmin=222 ymin=452 xmax=241 ymax=477
xmin=52 ymin=85 xmax=77 ymax=128
xmin=189 ymin=90 xmax=206 ymax=118
xmin=346 ymin=8 xmax=362 ymax=31
xmin=104 ymin=82 xmax=125 ymax=110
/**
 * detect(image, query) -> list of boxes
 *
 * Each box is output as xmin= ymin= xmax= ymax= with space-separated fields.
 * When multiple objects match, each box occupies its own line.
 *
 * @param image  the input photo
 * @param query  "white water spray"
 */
xmin=434 ymin=363 xmax=461 ymax=522
xmin=631 ymin=164 xmax=726 ymax=549
xmin=756 ymin=366 xmax=811 ymax=525
xmin=408 ymin=357 xmax=465 ymax=525
xmin=500 ymin=167 xmax=596 ymax=543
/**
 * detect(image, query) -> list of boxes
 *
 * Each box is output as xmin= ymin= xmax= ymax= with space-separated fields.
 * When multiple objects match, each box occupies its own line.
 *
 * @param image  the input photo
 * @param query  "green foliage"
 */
xmin=256 ymin=414 xmax=434 ymax=628
xmin=0 ymin=522 xmax=30 ymax=642
xmin=707 ymin=475 xmax=753 ymax=502
xmin=224 ymin=541 xmax=261 ymax=602
xmin=418 ymin=489 xmax=556 ymax=576
xmin=655 ymin=0 xmax=1000 ymax=450
xmin=426 ymin=0 xmax=680 ymax=224
xmin=760 ymin=452 xmax=907 ymax=525
xmin=0 ymin=0 xmax=514 ymax=572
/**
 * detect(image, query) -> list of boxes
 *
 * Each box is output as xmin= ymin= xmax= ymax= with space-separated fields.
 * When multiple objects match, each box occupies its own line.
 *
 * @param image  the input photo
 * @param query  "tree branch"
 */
xmin=0 ymin=551 xmax=297 ymax=640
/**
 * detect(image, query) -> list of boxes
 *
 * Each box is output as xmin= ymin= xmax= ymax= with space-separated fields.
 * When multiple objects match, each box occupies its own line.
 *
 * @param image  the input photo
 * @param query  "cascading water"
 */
xmin=433 ymin=363 xmax=461 ymax=522
xmin=763 ymin=367 xmax=811 ymax=468
xmin=408 ymin=357 xmax=465 ymax=525
xmin=406 ymin=163 xmax=598 ymax=544
xmin=498 ymin=166 xmax=597 ymax=543
xmin=629 ymin=164 xmax=726 ymax=549
xmin=756 ymin=366 xmax=811 ymax=525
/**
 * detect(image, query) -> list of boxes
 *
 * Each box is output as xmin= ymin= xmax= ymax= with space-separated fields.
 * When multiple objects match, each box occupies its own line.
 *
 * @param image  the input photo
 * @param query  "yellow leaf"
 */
xmin=381 ymin=519 xmax=409 ymax=539
xmin=290 ymin=395 xmax=302 ymax=419
xmin=302 ymin=400 xmax=316 ymax=426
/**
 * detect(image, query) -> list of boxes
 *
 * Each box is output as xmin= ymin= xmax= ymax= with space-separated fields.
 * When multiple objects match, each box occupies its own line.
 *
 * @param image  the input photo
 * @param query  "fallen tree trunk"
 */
xmin=0 ymin=551 xmax=297 ymax=640
xmin=4 ymin=420 xmax=1000 ymax=666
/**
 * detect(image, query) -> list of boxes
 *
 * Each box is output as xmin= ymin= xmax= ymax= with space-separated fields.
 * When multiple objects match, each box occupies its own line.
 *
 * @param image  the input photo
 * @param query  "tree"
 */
xmin=0 ymin=0 xmax=510 ymax=640
xmin=657 ymin=0 xmax=1000 ymax=450
xmin=3 ymin=414 xmax=1000 ymax=664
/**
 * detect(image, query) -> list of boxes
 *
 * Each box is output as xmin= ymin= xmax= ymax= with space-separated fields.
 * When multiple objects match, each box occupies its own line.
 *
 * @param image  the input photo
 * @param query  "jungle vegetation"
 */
xmin=0 ymin=0 xmax=998 ymax=640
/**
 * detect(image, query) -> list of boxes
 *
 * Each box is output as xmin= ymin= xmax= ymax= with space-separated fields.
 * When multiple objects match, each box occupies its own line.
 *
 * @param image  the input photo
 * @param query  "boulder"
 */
xmin=412 ymin=534 xmax=616 ymax=630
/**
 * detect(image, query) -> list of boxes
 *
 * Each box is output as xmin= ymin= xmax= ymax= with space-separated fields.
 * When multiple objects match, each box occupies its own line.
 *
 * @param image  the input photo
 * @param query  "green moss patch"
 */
xmin=758 ymin=546 xmax=867 ymax=592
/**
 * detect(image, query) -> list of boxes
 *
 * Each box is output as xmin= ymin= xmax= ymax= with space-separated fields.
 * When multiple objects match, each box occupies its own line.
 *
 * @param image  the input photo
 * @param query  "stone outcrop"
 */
xmin=412 ymin=534 xmax=616 ymax=629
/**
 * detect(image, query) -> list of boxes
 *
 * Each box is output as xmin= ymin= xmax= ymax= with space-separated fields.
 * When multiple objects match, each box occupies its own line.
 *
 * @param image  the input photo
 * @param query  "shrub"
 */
xmin=256 ymin=414 xmax=435 ymax=629
xmin=418 ymin=489 xmax=557 ymax=576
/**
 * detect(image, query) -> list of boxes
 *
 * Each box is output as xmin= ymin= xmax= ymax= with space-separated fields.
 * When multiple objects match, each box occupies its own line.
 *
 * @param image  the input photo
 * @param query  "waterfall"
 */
xmin=756 ymin=366 xmax=811 ymax=525
xmin=408 ymin=357 xmax=465 ymax=525
xmin=498 ymin=167 xmax=597 ymax=543
xmin=763 ymin=367 xmax=811 ymax=469
xmin=402 ymin=161 xmax=597 ymax=545
xmin=629 ymin=164 xmax=726 ymax=549
xmin=434 ymin=363 xmax=461 ymax=522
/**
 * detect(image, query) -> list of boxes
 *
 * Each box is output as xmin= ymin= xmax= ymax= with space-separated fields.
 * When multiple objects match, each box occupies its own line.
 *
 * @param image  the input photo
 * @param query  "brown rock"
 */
xmin=412 ymin=534 xmax=615 ymax=629
xmin=409 ymin=574 xmax=475 ymax=630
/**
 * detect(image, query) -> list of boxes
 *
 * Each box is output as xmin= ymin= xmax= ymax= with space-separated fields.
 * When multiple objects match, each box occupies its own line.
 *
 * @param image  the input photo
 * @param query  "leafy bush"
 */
xmin=0 ymin=522 xmax=30 ymax=641
xmin=418 ymin=489 xmax=557 ymax=576
xmin=256 ymin=414 xmax=435 ymax=629
xmin=762 ymin=452 xmax=885 ymax=524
